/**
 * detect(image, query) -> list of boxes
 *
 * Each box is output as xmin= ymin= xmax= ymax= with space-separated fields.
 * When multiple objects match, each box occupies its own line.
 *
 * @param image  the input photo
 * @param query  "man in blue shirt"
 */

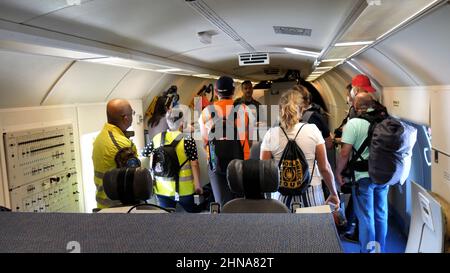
xmin=335 ymin=92 xmax=389 ymax=253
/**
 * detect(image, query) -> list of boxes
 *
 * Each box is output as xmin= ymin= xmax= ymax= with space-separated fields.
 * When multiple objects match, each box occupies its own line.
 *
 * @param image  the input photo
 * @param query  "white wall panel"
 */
xmin=44 ymin=61 xmax=129 ymax=105
xmin=383 ymin=86 xmax=430 ymax=126
xmin=107 ymin=70 xmax=164 ymax=101
xmin=430 ymin=87 xmax=450 ymax=155
xmin=0 ymin=50 xmax=73 ymax=108
xmin=432 ymin=152 xmax=450 ymax=204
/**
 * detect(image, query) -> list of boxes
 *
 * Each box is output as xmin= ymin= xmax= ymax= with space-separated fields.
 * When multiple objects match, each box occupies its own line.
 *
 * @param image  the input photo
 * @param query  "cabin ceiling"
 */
xmin=0 ymin=0 xmax=359 ymax=81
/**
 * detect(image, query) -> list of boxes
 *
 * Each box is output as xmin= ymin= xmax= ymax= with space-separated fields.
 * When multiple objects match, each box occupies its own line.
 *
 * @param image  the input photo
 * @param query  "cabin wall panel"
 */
xmin=430 ymin=87 xmax=450 ymax=155
xmin=0 ymin=99 xmax=144 ymax=211
xmin=0 ymin=50 xmax=73 ymax=108
xmin=382 ymin=86 xmax=430 ymax=126
xmin=43 ymin=61 xmax=130 ymax=105
xmin=0 ymin=105 xmax=83 ymax=210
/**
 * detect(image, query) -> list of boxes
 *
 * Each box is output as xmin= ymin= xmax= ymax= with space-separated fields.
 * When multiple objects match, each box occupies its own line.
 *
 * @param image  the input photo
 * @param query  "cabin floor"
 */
xmin=340 ymin=215 xmax=408 ymax=253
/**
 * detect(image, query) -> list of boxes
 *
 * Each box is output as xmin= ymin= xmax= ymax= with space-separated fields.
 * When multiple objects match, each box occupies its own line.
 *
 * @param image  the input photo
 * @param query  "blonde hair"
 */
xmin=292 ymin=85 xmax=311 ymax=106
xmin=279 ymin=89 xmax=304 ymax=130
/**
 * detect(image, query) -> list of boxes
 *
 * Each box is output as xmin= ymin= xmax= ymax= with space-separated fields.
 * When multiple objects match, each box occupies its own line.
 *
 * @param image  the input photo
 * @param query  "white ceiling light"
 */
xmin=334 ymin=41 xmax=373 ymax=47
xmin=155 ymin=68 xmax=182 ymax=73
xmin=321 ymin=58 xmax=345 ymax=62
xmin=314 ymin=66 xmax=333 ymax=70
xmin=284 ymin=48 xmax=321 ymax=58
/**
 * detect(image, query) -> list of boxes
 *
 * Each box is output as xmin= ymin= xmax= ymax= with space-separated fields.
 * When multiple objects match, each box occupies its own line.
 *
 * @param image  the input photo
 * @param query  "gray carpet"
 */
xmin=0 ymin=212 xmax=342 ymax=253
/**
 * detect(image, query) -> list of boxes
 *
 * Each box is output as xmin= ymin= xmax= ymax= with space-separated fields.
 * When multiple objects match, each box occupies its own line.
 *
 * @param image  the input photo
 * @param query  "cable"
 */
xmin=126 ymin=203 xmax=173 ymax=213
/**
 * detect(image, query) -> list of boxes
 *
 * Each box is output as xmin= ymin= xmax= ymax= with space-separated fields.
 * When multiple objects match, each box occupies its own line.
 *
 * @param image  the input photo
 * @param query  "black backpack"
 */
xmin=278 ymin=124 xmax=315 ymax=195
xmin=344 ymin=101 xmax=417 ymax=186
xmin=208 ymin=108 xmax=245 ymax=175
xmin=152 ymin=132 xmax=187 ymax=190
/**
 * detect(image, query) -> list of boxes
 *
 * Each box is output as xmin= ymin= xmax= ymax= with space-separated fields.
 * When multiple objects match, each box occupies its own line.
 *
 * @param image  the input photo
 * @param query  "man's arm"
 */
xmin=190 ymin=160 xmax=203 ymax=195
xmin=335 ymin=143 xmax=353 ymax=186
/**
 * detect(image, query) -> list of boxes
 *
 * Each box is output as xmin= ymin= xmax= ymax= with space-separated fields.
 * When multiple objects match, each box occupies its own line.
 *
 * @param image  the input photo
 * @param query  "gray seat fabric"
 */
xmin=223 ymin=159 xmax=289 ymax=213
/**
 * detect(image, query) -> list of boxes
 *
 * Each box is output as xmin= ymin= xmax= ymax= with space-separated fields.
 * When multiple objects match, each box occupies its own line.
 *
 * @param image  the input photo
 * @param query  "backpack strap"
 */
xmin=168 ymin=132 xmax=187 ymax=197
xmin=160 ymin=131 xmax=166 ymax=147
xmin=301 ymin=110 xmax=314 ymax=123
xmin=280 ymin=123 xmax=306 ymax=141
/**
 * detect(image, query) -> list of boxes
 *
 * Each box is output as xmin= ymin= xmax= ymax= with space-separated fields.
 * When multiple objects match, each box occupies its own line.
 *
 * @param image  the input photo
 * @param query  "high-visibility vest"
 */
xmin=152 ymin=131 xmax=194 ymax=197
xmin=92 ymin=123 xmax=137 ymax=208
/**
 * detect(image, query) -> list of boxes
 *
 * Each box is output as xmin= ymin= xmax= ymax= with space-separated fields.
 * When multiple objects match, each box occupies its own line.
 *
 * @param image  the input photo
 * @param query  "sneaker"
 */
xmin=343 ymin=227 xmax=359 ymax=243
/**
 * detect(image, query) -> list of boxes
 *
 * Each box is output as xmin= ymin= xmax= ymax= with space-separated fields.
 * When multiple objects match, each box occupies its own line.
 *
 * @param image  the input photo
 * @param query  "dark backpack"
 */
xmin=208 ymin=108 xmax=245 ymax=175
xmin=278 ymin=124 xmax=315 ymax=195
xmin=345 ymin=101 xmax=417 ymax=186
xmin=152 ymin=132 xmax=187 ymax=189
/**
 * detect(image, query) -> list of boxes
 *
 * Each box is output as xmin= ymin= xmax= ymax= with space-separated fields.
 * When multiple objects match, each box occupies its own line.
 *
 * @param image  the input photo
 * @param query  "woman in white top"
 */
xmin=260 ymin=88 xmax=340 ymax=210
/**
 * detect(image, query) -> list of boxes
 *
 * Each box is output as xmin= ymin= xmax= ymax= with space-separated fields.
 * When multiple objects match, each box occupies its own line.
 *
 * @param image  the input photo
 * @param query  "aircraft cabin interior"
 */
xmin=0 ymin=0 xmax=450 ymax=255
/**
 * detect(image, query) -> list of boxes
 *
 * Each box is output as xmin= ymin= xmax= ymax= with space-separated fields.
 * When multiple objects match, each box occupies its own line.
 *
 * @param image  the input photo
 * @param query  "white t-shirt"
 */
xmin=261 ymin=123 xmax=325 ymax=186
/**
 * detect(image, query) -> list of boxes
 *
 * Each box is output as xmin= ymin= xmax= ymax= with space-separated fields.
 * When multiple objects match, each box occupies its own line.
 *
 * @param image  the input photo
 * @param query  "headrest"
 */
xmin=103 ymin=167 xmax=153 ymax=205
xmin=227 ymin=159 xmax=279 ymax=198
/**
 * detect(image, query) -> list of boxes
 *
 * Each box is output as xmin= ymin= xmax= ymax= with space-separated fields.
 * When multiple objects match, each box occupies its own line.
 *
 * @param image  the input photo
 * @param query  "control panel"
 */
xmin=3 ymin=124 xmax=81 ymax=212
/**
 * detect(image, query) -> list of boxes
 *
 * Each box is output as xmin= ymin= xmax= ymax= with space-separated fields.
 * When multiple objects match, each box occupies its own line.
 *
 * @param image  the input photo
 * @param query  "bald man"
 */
xmin=92 ymin=99 xmax=138 ymax=209
xmin=335 ymin=92 xmax=389 ymax=253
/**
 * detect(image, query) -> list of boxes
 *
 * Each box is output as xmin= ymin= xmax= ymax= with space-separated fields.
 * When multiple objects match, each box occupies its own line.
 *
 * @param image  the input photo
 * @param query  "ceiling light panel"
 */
xmin=318 ymin=60 xmax=341 ymax=67
xmin=284 ymin=48 xmax=320 ymax=57
xmin=336 ymin=0 xmax=438 ymax=43
xmin=322 ymin=45 xmax=366 ymax=59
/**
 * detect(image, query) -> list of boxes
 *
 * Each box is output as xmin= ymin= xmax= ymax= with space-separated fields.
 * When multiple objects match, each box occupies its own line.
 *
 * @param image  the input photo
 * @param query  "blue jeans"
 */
xmin=352 ymin=177 xmax=389 ymax=253
xmin=156 ymin=194 xmax=198 ymax=213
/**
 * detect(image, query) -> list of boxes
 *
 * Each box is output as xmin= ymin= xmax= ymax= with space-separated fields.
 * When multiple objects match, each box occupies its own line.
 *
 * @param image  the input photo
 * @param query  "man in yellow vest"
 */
xmin=92 ymin=99 xmax=138 ymax=209
xmin=148 ymin=107 xmax=203 ymax=212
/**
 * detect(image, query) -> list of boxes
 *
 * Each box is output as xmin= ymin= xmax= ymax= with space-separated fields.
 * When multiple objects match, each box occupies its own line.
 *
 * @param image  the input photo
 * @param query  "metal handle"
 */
xmin=424 ymin=147 xmax=431 ymax=166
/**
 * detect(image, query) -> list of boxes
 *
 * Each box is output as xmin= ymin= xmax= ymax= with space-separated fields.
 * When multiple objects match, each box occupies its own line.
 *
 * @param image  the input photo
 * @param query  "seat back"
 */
xmin=223 ymin=159 xmax=289 ymax=213
xmin=103 ymin=167 xmax=153 ymax=205
xmin=405 ymin=181 xmax=446 ymax=253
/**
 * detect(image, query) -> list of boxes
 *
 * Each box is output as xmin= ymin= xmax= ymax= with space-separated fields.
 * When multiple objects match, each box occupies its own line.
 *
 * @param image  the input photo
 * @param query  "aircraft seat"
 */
xmin=405 ymin=181 xmax=447 ymax=252
xmin=222 ymin=159 xmax=289 ymax=213
xmin=101 ymin=167 xmax=172 ymax=213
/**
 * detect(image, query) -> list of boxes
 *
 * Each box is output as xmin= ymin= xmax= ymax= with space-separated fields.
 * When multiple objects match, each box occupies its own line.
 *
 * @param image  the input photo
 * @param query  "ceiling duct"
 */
xmin=239 ymin=52 xmax=270 ymax=66
xmin=185 ymin=0 xmax=255 ymax=52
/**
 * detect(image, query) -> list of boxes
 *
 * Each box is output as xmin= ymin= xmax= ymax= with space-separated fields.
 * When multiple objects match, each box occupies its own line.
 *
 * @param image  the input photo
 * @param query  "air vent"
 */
xmin=239 ymin=52 xmax=270 ymax=66
xmin=273 ymin=26 xmax=312 ymax=36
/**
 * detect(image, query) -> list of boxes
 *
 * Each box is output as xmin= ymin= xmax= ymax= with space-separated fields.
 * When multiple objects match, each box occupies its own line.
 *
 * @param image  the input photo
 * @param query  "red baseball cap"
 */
xmin=352 ymin=74 xmax=376 ymax=93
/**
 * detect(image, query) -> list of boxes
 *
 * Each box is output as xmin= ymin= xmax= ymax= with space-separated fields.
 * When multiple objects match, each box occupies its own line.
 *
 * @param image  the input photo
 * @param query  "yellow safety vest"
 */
xmin=152 ymin=131 xmax=194 ymax=197
xmin=92 ymin=123 xmax=137 ymax=209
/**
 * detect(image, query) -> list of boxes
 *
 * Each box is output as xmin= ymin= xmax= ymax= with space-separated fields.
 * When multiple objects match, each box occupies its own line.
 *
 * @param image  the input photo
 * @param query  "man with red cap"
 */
xmin=335 ymin=74 xmax=377 ymax=243
xmin=350 ymin=74 xmax=376 ymax=101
